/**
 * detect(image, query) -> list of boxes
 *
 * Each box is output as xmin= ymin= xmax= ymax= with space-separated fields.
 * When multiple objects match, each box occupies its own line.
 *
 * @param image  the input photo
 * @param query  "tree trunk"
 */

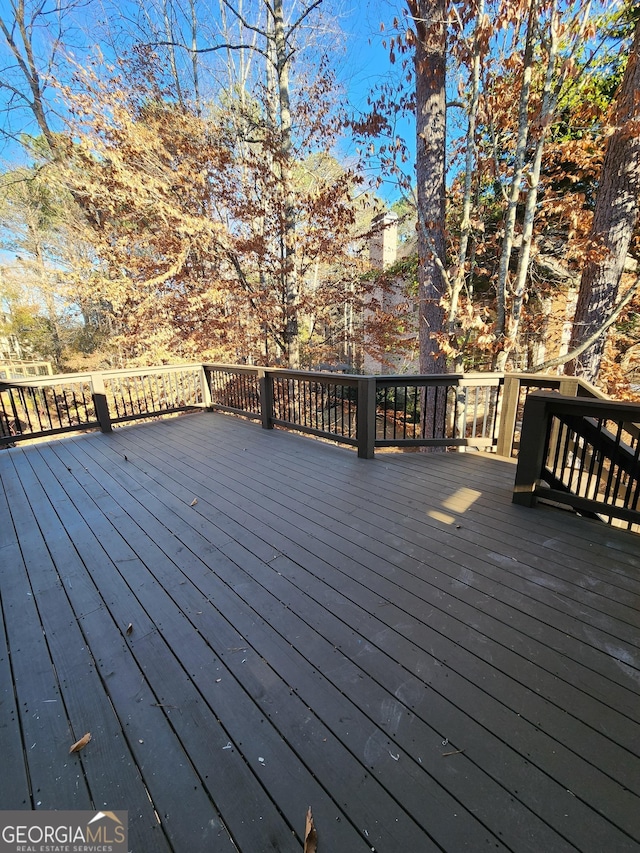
xmin=272 ymin=0 xmax=300 ymax=369
xmin=407 ymin=0 xmax=447 ymax=449
xmin=566 ymin=21 xmax=640 ymax=382
xmin=447 ymin=0 xmax=483 ymax=369
xmin=408 ymin=0 xmax=447 ymax=377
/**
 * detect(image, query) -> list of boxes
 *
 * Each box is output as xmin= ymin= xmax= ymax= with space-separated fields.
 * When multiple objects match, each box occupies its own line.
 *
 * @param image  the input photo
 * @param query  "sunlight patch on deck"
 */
xmin=427 ymin=487 xmax=482 ymax=524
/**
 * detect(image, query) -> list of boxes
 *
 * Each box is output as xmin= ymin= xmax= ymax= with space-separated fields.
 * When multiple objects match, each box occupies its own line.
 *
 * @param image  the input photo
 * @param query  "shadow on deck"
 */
xmin=1 ymin=411 xmax=639 ymax=852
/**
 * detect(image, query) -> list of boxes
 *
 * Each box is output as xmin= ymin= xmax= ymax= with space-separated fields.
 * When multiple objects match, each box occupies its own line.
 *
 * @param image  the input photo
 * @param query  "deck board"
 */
xmin=1 ymin=411 xmax=639 ymax=852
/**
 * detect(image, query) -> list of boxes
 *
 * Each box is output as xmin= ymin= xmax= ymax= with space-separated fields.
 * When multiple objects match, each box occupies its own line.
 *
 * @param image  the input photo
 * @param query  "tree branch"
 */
xmin=224 ymin=249 xmax=285 ymax=350
xmin=148 ymin=39 xmax=269 ymax=61
xmin=0 ymin=77 xmax=32 ymax=105
xmin=220 ymin=0 xmax=268 ymax=39
xmin=527 ymin=276 xmax=640 ymax=373
xmin=0 ymin=9 xmax=55 ymax=149
xmin=288 ymin=0 xmax=324 ymax=40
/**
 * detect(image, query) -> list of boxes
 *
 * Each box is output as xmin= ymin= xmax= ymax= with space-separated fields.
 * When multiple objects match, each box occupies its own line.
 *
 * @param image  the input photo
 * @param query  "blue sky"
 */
xmin=336 ymin=1 xmax=416 ymax=199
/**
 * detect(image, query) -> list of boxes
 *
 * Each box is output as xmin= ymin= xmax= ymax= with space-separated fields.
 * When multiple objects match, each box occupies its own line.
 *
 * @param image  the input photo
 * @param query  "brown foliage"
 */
xmin=57 ymin=55 xmax=366 ymax=367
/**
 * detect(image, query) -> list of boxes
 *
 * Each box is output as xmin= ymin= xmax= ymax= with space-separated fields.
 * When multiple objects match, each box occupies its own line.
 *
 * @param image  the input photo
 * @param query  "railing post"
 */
xmin=200 ymin=365 xmax=213 ymax=409
xmin=512 ymin=392 xmax=551 ymax=507
xmin=559 ymin=377 xmax=579 ymax=397
xmin=91 ymin=373 xmax=112 ymax=433
xmin=496 ymin=374 xmax=519 ymax=457
xmin=259 ymin=369 xmax=274 ymax=430
xmin=357 ymin=377 xmax=376 ymax=459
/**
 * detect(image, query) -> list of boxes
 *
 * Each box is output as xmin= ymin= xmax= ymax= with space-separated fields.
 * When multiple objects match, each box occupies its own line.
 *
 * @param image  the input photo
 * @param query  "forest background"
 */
xmin=0 ymin=0 xmax=638 ymax=396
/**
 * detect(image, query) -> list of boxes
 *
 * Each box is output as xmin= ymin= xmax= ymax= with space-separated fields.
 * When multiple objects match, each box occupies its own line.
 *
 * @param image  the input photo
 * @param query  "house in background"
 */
xmin=0 ymin=304 xmax=23 ymax=365
xmin=0 ymin=300 xmax=53 ymax=380
xmin=363 ymin=211 xmax=419 ymax=375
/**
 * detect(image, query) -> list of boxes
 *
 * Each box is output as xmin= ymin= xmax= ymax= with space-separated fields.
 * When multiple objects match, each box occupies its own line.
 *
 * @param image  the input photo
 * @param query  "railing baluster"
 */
xmin=623 ymin=440 xmax=640 ymax=511
xmin=0 ymin=394 xmax=12 ymax=436
xmin=33 ymin=387 xmax=47 ymax=431
xmin=50 ymin=388 xmax=63 ymax=428
xmin=70 ymin=388 xmax=80 ymax=426
xmin=153 ymin=373 xmax=160 ymax=409
xmin=609 ymin=423 xmax=623 ymax=506
xmin=13 ymin=388 xmax=26 ymax=432
xmin=19 ymin=388 xmax=32 ymax=432
xmin=440 ymin=385 xmax=448 ymax=439
xmin=63 ymin=388 xmax=73 ymax=426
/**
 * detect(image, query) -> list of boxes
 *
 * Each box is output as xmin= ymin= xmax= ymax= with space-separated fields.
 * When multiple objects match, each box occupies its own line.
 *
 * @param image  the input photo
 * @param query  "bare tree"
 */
xmin=0 ymin=0 xmax=90 ymax=154
xmin=492 ymin=0 xmax=538 ymax=370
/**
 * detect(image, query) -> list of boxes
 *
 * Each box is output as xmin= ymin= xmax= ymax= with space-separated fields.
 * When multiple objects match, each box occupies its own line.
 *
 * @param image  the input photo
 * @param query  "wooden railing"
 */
xmin=0 ymin=359 xmax=53 ymax=381
xmin=1 ymin=374 xmax=100 ymax=442
xmin=513 ymin=392 xmax=640 ymax=531
xmin=375 ymin=374 xmax=502 ymax=450
xmin=0 ymin=361 xmax=618 ymax=461
xmin=493 ymin=373 xmax=605 ymax=456
xmin=0 ymin=364 xmax=206 ymax=446
xmin=203 ymin=365 xmax=363 ymax=446
xmin=203 ymin=366 xmax=507 ymax=456
xmin=203 ymin=365 xmax=600 ymax=458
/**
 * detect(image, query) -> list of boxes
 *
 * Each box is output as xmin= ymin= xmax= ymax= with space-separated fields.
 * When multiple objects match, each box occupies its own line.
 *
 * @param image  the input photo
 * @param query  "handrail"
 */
xmin=513 ymin=392 xmax=640 ymax=530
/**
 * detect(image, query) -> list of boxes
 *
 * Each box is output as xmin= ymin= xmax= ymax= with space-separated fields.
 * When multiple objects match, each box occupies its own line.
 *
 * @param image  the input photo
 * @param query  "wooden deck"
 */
xmin=1 ymin=411 xmax=639 ymax=852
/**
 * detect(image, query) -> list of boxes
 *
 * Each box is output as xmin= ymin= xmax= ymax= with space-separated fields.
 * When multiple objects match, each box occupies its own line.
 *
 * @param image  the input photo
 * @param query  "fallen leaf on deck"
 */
xmin=190 ymin=498 xmax=198 ymax=506
xmin=125 ymin=623 xmax=133 ymax=636
xmin=304 ymin=807 xmax=317 ymax=853
xmin=69 ymin=732 xmax=92 ymax=753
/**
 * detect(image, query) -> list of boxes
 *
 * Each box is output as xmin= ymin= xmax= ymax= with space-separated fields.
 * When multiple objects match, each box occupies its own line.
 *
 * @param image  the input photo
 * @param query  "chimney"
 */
xmin=370 ymin=211 xmax=398 ymax=270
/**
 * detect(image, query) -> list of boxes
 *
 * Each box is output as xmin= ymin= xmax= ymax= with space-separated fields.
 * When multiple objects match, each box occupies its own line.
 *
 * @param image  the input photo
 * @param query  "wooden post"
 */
xmin=200 ymin=365 xmax=213 ymax=409
xmin=496 ymin=374 xmax=520 ymax=458
xmin=357 ymin=377 xmax=376 ymax=459
xmin=558 ymin=377 xmax=579 ymax=397
xmin=91 ymin=373 xmax=112 ymax=433
xmin=512 ymin=392 xmax=551 ymax=506
xmin=259 ymin=369 xmax=274 ymax=430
